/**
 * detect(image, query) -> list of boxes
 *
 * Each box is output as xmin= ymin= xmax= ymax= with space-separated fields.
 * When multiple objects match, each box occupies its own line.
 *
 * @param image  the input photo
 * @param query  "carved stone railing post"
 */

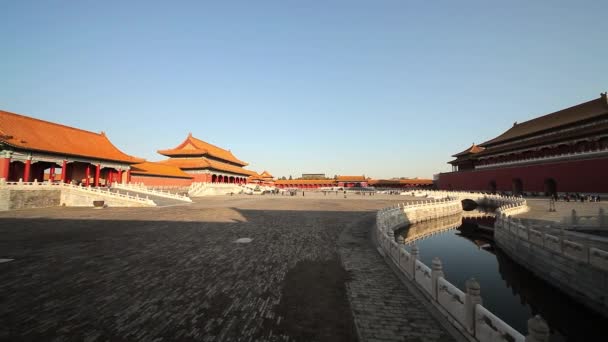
xmin=411 ymin=245 xmax=419 ymax=279
xmin=464 ymin=278 xmax=482 ymax=335
xmin=431 ymin=257 xmax=444 ymax=301
xmin=525 ymin=315 xmax=549 ymax=342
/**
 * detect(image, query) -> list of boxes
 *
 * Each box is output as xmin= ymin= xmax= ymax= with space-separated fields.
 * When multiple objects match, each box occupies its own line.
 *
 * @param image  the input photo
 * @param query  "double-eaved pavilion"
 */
xmin=157 ymin=133 xmax=255 ymax=184
xmin=0 ymin=110 xmax=142 ymax=186
xmin=248 ymin=170 xmax=275 ymax=186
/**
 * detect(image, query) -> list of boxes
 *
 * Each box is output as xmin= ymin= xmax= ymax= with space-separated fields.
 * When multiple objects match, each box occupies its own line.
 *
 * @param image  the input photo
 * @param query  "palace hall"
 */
xmin=156 ymin=133 xmax=255 ymax=185
xmin=0 ymin=111 xmax=256 ymax=188
xmin=438 ymin=92 xmax=608 ymax=194
xmin=0 ymin=110 xmax=142 ymax=186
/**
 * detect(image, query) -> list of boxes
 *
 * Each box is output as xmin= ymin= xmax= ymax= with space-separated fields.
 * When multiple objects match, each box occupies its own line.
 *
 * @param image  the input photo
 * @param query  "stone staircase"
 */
xmin=188 ymin=182 xmax=243 ymax=197
xmin=112 ymin=182 xmax=192 ymax=203
xmin=109 ymin=188 xmax=190 ymax=207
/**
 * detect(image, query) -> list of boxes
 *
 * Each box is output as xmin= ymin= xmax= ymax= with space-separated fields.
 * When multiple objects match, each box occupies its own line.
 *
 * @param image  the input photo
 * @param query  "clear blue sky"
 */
xmin=1 ymin=1 xmax=606 ymax=179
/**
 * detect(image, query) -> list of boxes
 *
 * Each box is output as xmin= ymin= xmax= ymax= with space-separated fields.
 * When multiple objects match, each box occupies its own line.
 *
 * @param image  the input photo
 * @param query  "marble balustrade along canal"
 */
xmin=375 ymin=194 xmax=552 ymax=342
xmin=494 ymin=212 xmax=608 ymax=317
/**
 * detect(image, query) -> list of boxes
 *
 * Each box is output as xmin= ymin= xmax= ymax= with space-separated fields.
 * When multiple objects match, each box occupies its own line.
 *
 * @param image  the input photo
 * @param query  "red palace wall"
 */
xmin=187 ymin=173 xmax=211 ymax=182
xmin=131 ymin=175 xmax=193 ymax=187
xmin=438 ymin=157 xmax=608 ymax=193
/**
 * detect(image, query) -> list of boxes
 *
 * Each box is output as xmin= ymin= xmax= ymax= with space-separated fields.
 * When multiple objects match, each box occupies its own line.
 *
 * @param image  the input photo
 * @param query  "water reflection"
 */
xmin=496 ymin=248 xmax=606 ymax=341
xmin=394 ymin=213 xmax=461 ymax=244
xmin=395 ymin=213 xmax=607 ymax=341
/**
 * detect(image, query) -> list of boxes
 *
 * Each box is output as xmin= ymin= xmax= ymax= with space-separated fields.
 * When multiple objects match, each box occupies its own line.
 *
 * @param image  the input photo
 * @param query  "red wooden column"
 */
xmin=49 ymin=166 xmax=55 ymax=182
xmin=126 ymin=170 xmax=131 ymax=183
xmin=118 ymin=169 xmax=123 ymax=184
xmin=108 ymin=170 xmax=113 ymax=185
xmin=85 ymin=165 xmax=91 ymax=186
xmin=23 ymin=157 xmax=32 ymax=182
xmin=94 ymin=164 xmax=100 ymax=187
xmin=60 ymin=160 xmax=67 ymax=183
xmin=0 ymin=152 xmax=11 ymax=180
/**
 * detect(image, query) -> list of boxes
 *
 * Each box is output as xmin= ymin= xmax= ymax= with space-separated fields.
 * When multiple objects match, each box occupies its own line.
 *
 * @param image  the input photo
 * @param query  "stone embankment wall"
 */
xmin=494 ymin=213 xmax=608 ymax=317
xmin=376 ymin=195 xmax=542 ymax=342
xmin=0 ymin=188 xmax=61 ymax=210
xmin=0 ymin=180 xmax=156 ymax=210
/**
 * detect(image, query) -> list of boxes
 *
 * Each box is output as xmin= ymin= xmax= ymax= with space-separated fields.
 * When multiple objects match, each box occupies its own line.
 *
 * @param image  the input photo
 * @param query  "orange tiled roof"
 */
xmin=248 ymin=174 xmax=264 ymax=180
xmin=157 ymin=133 xmax=248 ymax=166
xmin=275 ymin=179 xmax=336 ymax=185
xmin=130 ymin=162 xmax=193 ymax=179
xmin=158 ymin=157 xmax=256 ymax=176
xmin=368 ymin=179 xmax=433 ymax=185
xmin=451 ymin=144 xmax=485 ymax=157
xmin=336 ymin=176 xmax=367 ymax=182
xmin=249 ymin=172 xmax=275 ymax=182
xmin=0 ymin=110 xmax=143 ymax=163
xmin=480 ymin=94 xmax=608 ymax=147
xmin=260 ymin=170 xmax=273 ymax=178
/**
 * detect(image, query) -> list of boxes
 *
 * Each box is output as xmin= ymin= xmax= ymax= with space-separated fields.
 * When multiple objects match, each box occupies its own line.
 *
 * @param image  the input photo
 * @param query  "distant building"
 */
xmin=438 ymin=92 xmax=608 ymax=194
xmin=336 ymin=175 xmax=368 ymax=187
xmin=248 ymin=170 xmax=275 ymax=186
xmin=368 ymin=179 xmax=433 ymax=189
xmin=301 ymin=173 xmax=326 ymax=179
xmin=274 ymin=175 xmax=432 ymax=189
xmin=157 ymin=133 xmax=256 ymax=185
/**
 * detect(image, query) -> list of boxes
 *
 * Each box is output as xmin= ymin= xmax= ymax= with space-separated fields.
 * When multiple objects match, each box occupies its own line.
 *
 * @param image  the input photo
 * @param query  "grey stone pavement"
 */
xmin=0 ymin=194 xmax=457 ymax=342
xmin=518 ymin=198 xmax=607 ymax=223
xmin=338 ymin=213 xmax=456 ymax=342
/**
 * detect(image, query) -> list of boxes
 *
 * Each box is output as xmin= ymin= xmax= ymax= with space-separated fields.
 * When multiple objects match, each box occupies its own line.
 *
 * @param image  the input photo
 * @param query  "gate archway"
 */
xmin=488 ymin=180 xmax=497 ymax=194
xmin=512 ymin=178 xmax=523 ymax=196
xmin=544 ymin=178 xmax=557 ymax=196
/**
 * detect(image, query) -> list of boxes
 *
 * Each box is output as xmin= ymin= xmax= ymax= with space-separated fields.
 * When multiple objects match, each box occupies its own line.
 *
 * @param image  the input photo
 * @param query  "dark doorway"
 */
xmin=544 ymin=178 xmax=557 ymax=196
xmin=489 ymin=181 xmax=497 ymax=194
xmin=512 ymin=178 xmax=523 ymax=196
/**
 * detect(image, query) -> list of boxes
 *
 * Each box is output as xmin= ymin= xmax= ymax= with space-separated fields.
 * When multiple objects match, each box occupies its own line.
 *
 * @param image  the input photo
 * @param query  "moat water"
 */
xmin=396 ymin=214 xmax=607 ymax=342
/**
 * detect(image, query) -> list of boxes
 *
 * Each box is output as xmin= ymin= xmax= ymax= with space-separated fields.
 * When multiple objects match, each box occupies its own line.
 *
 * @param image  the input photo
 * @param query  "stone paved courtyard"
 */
xmin=0 ymin=194 xmax=457 ymax=342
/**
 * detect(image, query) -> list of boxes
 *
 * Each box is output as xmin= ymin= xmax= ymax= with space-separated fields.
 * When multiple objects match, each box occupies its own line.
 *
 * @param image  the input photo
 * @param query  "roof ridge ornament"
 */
xmin=601 ymin=92 xmax=607 ymax=104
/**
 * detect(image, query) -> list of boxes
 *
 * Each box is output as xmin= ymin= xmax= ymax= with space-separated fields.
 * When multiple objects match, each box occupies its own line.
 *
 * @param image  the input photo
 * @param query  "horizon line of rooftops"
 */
xmin=0 ymin=108 xmax=432 ymax=183
xmin=1 ymin=91 xmax=605 ymax=183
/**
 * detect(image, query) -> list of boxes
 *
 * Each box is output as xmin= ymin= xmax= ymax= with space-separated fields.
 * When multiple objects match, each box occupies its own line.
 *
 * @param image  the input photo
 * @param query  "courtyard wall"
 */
xmin=438 ymin=157 xmax=608 ymax=193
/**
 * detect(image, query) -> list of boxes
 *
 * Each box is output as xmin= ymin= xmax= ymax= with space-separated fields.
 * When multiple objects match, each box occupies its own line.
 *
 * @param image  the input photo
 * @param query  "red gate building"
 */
xmin=438 ymin=93 xmax=608 ymax=194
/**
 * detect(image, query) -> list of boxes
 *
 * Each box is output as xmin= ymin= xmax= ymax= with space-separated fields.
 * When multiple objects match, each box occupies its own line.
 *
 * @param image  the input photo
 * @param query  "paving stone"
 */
xmin=0 ymin=194 xmax=457 ymax=341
